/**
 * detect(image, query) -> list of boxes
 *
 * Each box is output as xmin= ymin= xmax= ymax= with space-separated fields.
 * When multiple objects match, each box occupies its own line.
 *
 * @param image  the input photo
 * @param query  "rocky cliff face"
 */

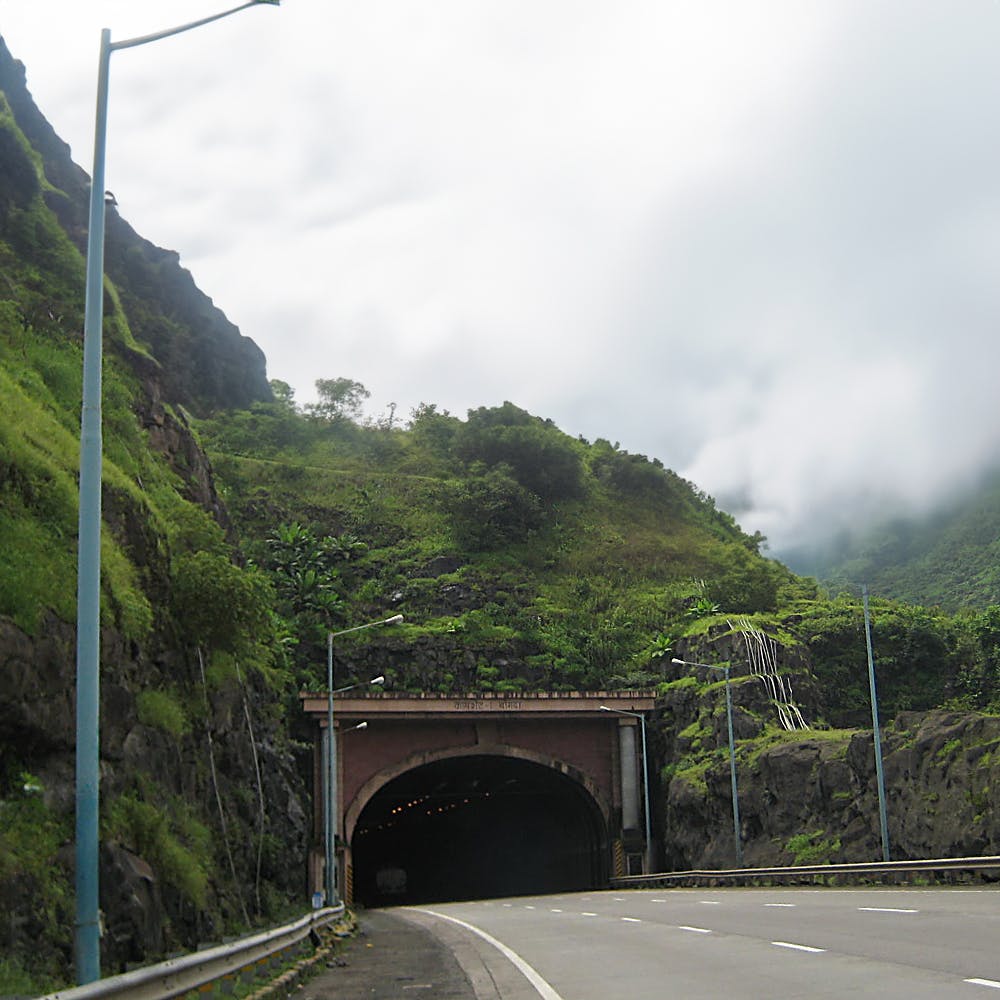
xmin=0 ymin=37 xmax=273 ymax=416
xmin=657 ymin=645 xmax=1000 ymax=872
xmin=0 ymin=35 xmax=304 ymax=982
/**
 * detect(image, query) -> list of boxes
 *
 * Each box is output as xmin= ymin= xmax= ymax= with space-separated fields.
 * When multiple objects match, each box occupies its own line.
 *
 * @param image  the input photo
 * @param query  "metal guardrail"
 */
xmin=611 ymin=855 xmax=1000 ymax=888
xmin=40 ymin=904 xmax=345 ymax=1000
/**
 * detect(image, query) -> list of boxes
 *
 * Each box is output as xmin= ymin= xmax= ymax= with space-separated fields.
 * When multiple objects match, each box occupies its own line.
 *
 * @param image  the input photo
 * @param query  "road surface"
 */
xmin=391 ymin=886 xmax=1000 ymax=998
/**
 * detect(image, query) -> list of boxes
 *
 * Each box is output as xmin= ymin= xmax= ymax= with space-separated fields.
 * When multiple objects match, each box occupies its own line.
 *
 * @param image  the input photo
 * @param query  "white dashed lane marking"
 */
xmin=471 ymin=896 xmax=996 ymax=995
xmin=772 ymin=941 xmax=825 ymax=954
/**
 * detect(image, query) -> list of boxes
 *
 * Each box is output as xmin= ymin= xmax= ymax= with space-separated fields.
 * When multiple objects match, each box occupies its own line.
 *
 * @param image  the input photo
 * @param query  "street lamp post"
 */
xmin=600 ymin=706 xmax=653 ymax=873
xmin=862 ymin=585 xmax=890 ymax=862
xmin=74 ymin=2 xmax=278 ymax=984
xmin=672 ymin=658 xmax=743 ymax=867
xmin=325 ymin=615 xmax=403 ymax=906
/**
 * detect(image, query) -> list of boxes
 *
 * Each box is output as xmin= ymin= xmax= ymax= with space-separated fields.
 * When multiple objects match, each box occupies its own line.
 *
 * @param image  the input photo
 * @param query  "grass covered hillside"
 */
xmin=1 ymin=44 xmax=301 ymax=989
xmin=197 ymin=388 xmax=807 ymax=694
xmin=197 ymin=386 xmax=1000 ymax=725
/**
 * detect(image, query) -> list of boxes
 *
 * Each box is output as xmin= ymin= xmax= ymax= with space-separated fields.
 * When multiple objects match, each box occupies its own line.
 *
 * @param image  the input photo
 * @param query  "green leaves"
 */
xmin=646 ymin=631 xmax=676 ymax=662
xmin=445 ymin=464 xmax=543 ymax=550
xmin=171 ymin=551 xmax=275 ymax=661
xmin=306 ymin=377 xmax=370 ymax=423
xmin=455 ymin=403 xmax=586 ymax=504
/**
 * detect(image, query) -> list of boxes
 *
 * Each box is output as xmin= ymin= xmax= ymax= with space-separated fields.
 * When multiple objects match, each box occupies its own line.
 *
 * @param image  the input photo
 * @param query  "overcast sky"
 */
xmin=3 ymin=1 xmax=1000 ymax=562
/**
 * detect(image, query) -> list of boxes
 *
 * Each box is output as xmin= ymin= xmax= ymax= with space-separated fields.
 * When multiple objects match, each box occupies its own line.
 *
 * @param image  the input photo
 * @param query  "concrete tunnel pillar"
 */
xmin=617 ymin=719 xmax=640 ymax=835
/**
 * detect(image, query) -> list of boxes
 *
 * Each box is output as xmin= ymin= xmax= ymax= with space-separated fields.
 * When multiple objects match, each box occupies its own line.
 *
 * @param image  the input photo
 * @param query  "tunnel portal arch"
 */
xmin=298 ymin=690 xmax=656 ymax=902
xmin=350 ymin=750 xmax=609 ymax=905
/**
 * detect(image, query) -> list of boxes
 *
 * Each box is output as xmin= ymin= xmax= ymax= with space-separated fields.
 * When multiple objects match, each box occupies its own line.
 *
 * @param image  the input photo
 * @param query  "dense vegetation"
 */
xmin=0 ymin=69 xmax=290 ymax=989
xmin=195 ymin=383 xmax=1000 ymax=724
xmin=197 ymin=384 xmax=802 ymax=693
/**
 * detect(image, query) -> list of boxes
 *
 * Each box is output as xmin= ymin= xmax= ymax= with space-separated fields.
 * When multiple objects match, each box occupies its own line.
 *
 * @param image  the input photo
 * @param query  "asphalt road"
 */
xmin=390 ymin=886 xmax=1000 ymax=999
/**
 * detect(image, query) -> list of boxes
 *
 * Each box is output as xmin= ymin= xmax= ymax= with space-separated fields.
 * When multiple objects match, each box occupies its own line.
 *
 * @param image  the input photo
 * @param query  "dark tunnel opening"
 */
xmin=351 ymin=754 xmax=608 ymax=906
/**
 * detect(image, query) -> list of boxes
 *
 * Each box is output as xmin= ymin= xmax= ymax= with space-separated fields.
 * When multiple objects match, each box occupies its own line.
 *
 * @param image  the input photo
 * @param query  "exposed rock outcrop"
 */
xmin=0 ymin=36 xmax=273 ymax=416
xmin=659 ymin=675 xmax=1000 ymax=872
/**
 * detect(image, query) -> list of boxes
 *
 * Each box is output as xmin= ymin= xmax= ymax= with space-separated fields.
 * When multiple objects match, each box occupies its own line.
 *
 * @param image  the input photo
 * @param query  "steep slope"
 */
xmin=198 ymin=398 xmax=803 ymax=694
xmin=0 ymin=37 xmax=300 ymax=989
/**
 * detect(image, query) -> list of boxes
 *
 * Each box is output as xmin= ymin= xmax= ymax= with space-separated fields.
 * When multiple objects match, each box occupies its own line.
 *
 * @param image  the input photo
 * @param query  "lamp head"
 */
xmin=370 ymin=676 xmax=385 ymax=686
xmin=671 ymin=658 xmax=684 ymax=665
xmin=599 ymin=705 xmax=610 ymax=712
xmin=384 ymin=614 xmax=404 ymax=625
xmin=355 ymin=721 xmax=368 ymax=730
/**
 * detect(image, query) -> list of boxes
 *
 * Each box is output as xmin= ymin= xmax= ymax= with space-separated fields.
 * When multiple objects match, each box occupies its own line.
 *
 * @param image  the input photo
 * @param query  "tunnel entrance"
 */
xmin=351 ymin=753 xmax=607 ymax=906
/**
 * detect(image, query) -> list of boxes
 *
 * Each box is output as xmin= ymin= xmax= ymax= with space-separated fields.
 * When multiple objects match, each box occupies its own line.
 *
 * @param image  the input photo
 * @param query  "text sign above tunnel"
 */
xmin=300 ymin=690 xmax=655 ymax=718
xmin=299 ymin=690 xmax=655 ymax=904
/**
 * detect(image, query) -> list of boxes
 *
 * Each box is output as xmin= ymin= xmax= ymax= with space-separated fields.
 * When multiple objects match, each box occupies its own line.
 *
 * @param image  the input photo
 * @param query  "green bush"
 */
xmin=446 ymin=464 xmax=543 ymax=550
xmin=136 ymin=689 xmax=190 ymax=737
xmin=785 ymin=829 xmax=841 ymax=865
xmin=171 ymin=551 xmax=276 ymax=662
xmin=106 ymin=793 xmax=209 ymax=908
xmin=455 ymin=402 xmax=586 ymax=503
xmin=0 ymin=773 xmax=72 ymax=983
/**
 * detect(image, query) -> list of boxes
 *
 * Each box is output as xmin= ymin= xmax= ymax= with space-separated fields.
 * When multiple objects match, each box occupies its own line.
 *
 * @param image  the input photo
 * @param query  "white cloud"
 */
xmin=3 ymin=0 xmax=1000 ymax=558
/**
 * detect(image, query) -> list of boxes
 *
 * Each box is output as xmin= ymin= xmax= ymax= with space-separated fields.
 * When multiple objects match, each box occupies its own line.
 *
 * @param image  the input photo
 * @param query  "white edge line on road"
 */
xmin=580 ymin=912 xmax=597 ymax=917
xmin=857 ymin=907 xmax=919 ymax=914
xmin=678 ymin=926 xmax=712 ymax=934
xmin=412 ymin=908 xmax=565 ymax=1000
xmin=621 ymin=917 xmax=642 ymax=923
xmin=699 ymin=900 xmax=720 ymax=905
xmin=966 ymin=979 xmax=1000 ymax=989
xmin=764 ymin=903 xmax=796 ymax=908
xmin=772 ymin=941 xmax=825 ymax=954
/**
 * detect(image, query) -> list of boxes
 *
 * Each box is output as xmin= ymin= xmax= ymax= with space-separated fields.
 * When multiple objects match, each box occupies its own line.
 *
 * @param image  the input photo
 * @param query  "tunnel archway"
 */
xmin=350 ymin=752 xmax=608 ymax=906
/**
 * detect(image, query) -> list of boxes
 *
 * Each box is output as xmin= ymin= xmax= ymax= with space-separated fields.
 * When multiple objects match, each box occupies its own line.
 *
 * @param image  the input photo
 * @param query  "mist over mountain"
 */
xmin=786 ymin=465 xmax=1000 ymax=610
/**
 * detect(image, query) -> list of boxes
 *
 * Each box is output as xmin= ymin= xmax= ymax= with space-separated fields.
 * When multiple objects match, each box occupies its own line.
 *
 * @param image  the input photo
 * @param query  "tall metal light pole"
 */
xmin=600 ymin=706 xmax=653 ymax=873
xmin=672 ymin=658 xmax=743 ymax=867
xmin=325 ymin=615 xmax=403 ymax=906
xmin=862 ymin=585 xmax=890 ymax=862
xmin=74 ymin=2 xmax=279 ymax=984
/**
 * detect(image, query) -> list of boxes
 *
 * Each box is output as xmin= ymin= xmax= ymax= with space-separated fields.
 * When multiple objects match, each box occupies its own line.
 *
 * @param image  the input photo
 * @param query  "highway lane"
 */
xmin=400 ymin=886 xmax=1000 ymax=998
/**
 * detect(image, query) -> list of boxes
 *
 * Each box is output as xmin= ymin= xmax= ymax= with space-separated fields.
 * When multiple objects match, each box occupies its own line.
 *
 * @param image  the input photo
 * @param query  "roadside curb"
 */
xmin=244 ymin=913 xmax=358 ymax=1000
